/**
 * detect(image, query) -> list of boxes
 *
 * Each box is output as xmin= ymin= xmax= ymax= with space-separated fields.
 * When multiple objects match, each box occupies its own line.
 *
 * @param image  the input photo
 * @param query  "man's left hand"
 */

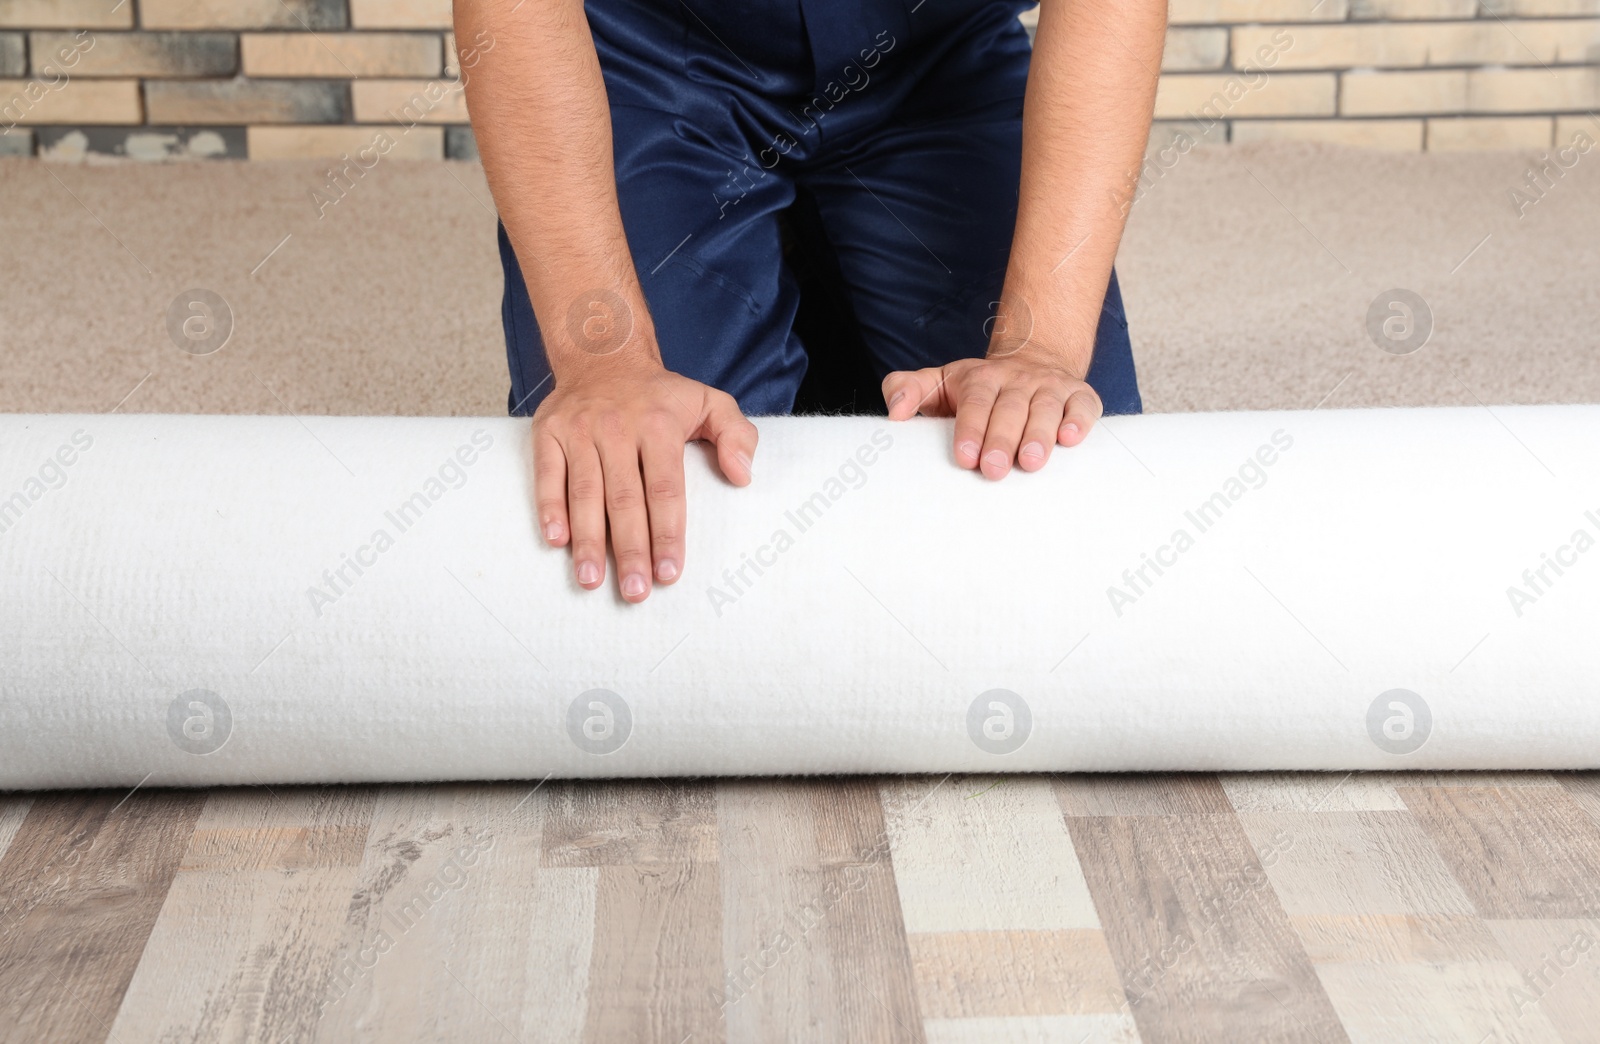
xmin=881 ymin=351 xmax=1103 ymax=479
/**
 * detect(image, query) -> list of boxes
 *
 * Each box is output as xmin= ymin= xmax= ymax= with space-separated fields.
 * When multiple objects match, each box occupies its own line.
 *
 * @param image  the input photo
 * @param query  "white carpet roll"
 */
xmin=2 ymin=406 xmax=1598 ymax=788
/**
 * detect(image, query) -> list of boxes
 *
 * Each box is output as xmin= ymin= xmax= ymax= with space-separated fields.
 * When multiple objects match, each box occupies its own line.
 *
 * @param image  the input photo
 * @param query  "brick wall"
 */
xmin=1126 ymin=0 xmax=1600 ymax=152
xmin=2 ymin=0 xmax=1597 ymax=160
xmin=0 ymin=0 xmax=471 ymax=159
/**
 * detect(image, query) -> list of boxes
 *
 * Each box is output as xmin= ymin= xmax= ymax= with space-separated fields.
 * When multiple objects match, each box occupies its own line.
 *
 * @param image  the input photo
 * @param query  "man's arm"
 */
xmin=456 ymin=0 xmax=757 ymax=602
xmin=881 ymin=0 xmax=1166 ymax=477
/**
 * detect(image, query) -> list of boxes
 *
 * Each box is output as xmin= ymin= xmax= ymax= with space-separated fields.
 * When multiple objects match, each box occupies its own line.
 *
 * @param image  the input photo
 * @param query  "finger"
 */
xmin=979 ymin=386 xmax=1033 ymax=479
xmin=881 ymin=367 xmax=952 ymax=419
xmin=639 ymin=419 xmax=687 ymax=585
xmin=596 ymin=430 xmax=653 ymax=603
xmin=698 ymin=390 xmax=759 ymax=486
xmin=950 ymin=371 xmax=1000 ymax=469
xmin=565 ymin=438 xmax=607 ymax=590
xmin=1019 ymin=389 xmax=1067 ymax=471
xmin=532 ymin=425 xmax=570 ymax=546
xmin=1058 ymin=386 xmax=1105 ymax=447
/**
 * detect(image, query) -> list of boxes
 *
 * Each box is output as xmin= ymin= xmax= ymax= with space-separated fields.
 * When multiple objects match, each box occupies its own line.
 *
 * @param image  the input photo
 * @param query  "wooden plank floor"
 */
xmin=2 ymin=773 xmax=1599 ymax=1043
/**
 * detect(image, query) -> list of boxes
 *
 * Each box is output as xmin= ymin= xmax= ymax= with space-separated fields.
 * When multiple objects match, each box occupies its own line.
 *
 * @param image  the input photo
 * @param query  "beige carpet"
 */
xmin=2 ymin=141 xmax=1597 ymax=417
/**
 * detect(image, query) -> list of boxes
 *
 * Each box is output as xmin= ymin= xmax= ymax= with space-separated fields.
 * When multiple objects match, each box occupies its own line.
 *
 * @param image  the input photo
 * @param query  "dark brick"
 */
xmin=30 ymin=32 xmax=237 ymax=78
xmin=0 ymin=127 xmax=32 ymax=156
xmin=35 ymin=125 xmax=246 ymax=160
xmin=140 ymin=0 xmax=346 ymax=30
xmin=145 ymin=79 xmax=348 ymax=124
xmin=0 ymin=32 xmax=24 ymax=78
xmin=444 ymin=123 xmax=476 ymax=161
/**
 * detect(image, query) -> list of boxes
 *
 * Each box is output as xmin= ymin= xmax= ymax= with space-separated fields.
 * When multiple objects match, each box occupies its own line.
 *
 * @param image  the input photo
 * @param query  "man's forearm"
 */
xmin=998 ymin=0 xmax=1166 ymax=375
xmin=455 ymin=0 xmax=658 ymax=381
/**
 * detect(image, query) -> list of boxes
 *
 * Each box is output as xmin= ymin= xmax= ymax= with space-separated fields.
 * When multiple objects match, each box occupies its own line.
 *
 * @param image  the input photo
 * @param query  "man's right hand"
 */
xmin=451 ymin=0 xmax=755 ymax=601
xmin=533 ymin=360 xmax=758 ymax=603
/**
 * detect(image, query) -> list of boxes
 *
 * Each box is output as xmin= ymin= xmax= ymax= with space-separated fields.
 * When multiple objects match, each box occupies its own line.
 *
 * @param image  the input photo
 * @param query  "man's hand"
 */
xmin=881 ymin=351 xmax=1102 ymax=479
xmin=534 ymin=362 xmax=757 ymax=602
xmin=876 ymin=0 xmax=1162 ymax=482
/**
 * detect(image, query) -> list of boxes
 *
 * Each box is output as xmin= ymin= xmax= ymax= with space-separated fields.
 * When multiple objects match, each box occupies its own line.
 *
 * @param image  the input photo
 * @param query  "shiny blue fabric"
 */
xmin=500 ymin=0 xmax=1141 ymax=417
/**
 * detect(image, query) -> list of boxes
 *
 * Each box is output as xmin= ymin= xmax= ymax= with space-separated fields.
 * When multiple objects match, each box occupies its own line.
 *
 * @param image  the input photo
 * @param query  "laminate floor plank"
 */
xmin=1554 ymin=772 xmax=1600 ymax=826
xmin=882 ymin=776 xmax=1098 ymax=933
xmin=1061 ymin=792 xmax=1348 ymax=1043
xmin=1220 ymin=774 xmax=1408 ymax=813
xmin=922 ymin=1013 xmax=1143 ymax=1043
xmin=1315 ymin=962 xmax=1564 ymax=1043
xmin=519 ymin=865 xmax=601 ymax=1043
xmin=0 ymin=798 xmax=32 ymax=863
xmin=311 ymin=783 xmax=544 ymax=1043
xmin=1237 ymin=811 xmax=1475 ymax=918
xmin=543 ymin=779 xmax=718 ymax=868
xmin=716 ymin=777 xmax=924 ymax=1044
xmin=908 ymin=929 xmax=1124 ymax=1019
xmin=1220 ymin=773 xmax=1561 ymax=817
xmin=1055 ymin=773 xmax=1233 ymax=818
xmin=1480 ymin=918 xmax=1600 ymax=1044
xmin=1397 ymin=786 xmax=1600 ymax=919
xmin=1289 ymin=914 xmax=1504 ymax=964
xmin=0 ymin=789 xmax=207 ymax=1044
xmin=577 ymin=780 xmax=723 ymax=1044
xmin=106 ymin=785 xmax=376 ymax=1044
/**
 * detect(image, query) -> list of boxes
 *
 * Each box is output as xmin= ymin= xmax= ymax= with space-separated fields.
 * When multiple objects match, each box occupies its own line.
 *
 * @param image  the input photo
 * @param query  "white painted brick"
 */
xmin=1426 ymin=116 xmax=1552 ymax=149
xmin=0 ymin=77 xmax=140 ymax=123
xmin=0 ymin=0 xmax=132 ymax=29
xmin=1341 ymin=70 xmax=1468 ymax=115
xmin=1466 ymin=67 xmax=1600 ymax=113
xmin=1164 ymin=27 xmax=1229 ymax=72
xmin=242 ymin=32 xmax=440 ymax=77
xmin=1554 ymin=113 xmax=1600 ymax=142
xmin=349 ymin=0 xmax=450 ymax=29
xmin=1232 ymin=117 xmax=1424 ymax=148
xmin=247 ymin=122 xmax=443 ymax=158
xmin=1156 ymin=72 xmax=1338 ymax=120
xmin=1170 ymin=0 xmax=1349 ymax=25
xmin=1236 ymin=20 xmax=1600 ymax=70
xmin=351 ymin=78 xmax=468 ymax=123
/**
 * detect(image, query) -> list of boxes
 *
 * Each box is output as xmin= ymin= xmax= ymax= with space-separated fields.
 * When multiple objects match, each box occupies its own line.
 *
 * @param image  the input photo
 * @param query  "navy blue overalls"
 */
xmin=498 ymin=0 xmax=1142 ymax=418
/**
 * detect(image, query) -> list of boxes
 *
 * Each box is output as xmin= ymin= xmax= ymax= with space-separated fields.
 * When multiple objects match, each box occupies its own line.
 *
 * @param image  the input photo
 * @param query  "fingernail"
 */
xmin=982 ymin=450 xmax=1009 ymax=474
xmin=957 ymin=440 xmax=979 ymax=463
xmin=1063 ymin=423 xmax=1080 ymax=440
xmin=889 ymin=391 xmax=905 ymax=411
xmin=577 ymin=561 xmax=599 ymax=586
xmin=544 ymin=521 xmax=563 ymax=543
xmin=656 ymin=559 xmax=679 ymax=581
xmin=736 ymin=451 xmax=753 ymax=477
xmin=1021 ymin=441 xmax=1045 ymax=462
xmin=622 ymin=573 xmax=648 ymax=598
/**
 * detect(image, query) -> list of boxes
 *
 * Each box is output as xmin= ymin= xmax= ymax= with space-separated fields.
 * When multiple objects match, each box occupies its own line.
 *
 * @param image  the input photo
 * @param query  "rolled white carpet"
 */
xmin=1 ymin=406 xmax=1597 ymax=789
